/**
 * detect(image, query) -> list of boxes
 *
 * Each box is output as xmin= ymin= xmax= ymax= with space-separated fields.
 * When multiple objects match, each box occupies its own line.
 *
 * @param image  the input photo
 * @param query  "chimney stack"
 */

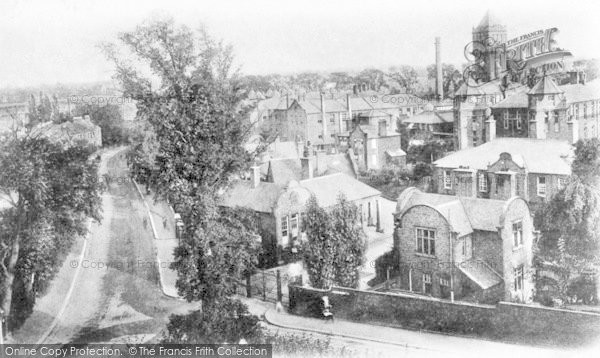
xmin=250 ymin=165 xmax=261 ymax=188
xmin=320 ymin=93 xmax=327 ymax=139
xmin=435 ymin=37 xmax=444 ymax=101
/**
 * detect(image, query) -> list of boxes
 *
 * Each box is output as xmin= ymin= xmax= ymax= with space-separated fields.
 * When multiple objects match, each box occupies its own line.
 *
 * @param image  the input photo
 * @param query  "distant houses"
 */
xmin=31 ymin=115 xmax=102 ymax=149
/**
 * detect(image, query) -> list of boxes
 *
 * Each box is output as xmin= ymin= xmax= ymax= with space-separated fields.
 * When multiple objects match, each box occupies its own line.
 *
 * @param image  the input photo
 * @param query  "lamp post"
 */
xmin=0 ymin=308 xmax=5 ymax=344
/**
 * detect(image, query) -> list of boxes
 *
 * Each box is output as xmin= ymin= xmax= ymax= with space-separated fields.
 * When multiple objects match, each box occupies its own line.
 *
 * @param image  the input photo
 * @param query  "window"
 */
xmin=516 ymin=111 xmax=522 ymax=129
xmin=330 ymin=113 xmax=335 ymax=124
xmin=553 ymin=111 xmax=559 ymax=132
xmin=371 ymin=154 xmax=377 ymax=167
xmin=514 ymin=265 xmax=524 ymax=291
xmin=371 ymin=140 xmax=377 ymax=149
xmin=341 ymin=112 xmax=348 ymax=121
xmin=318 ymin=135 xmax=323 ymax=139
xmin=503 ymin=111 xmax=509 ymax=129
xmin=330 ymin=134 xmax=335 ymax=138
xmin=478 ymin=173 xmax=488 ymax=192
xmin=443 ymin=170 xmax=452 ymax=189
xmin=537 ymin=176 xmax=546 ymax=197
xmin=512 ymin=221 xmax=523 ymax=247
xmin=416 ymin=228 xmax=436 ymax=256
xmin=558 ymin=177 xmax=567 ymax=188
xmin=290 ymin=213 xmax=299 ymax=237
xmin=423 ymin=273 xmax=432 ymax=294
xmin=440 ymin=277 xmax=450 ymax=287
xmin=281 ymin=216 xmax=288 ymax=237
xmin=461 ymin=238 xmax=466 ymax=256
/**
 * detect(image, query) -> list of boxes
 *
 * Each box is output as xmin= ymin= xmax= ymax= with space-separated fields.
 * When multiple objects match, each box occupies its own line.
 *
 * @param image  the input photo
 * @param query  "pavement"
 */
xmin=131 ymin=181 xmax=180 ymax=298
xmin=11 ymin=147 xmax=197 ymax=344
xmin=253 ymin=301 xmax=580 ymax=358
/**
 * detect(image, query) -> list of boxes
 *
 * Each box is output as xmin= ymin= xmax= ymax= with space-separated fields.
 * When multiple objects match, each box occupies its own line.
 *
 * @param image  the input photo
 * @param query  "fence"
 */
xmin=235 ymin=269 xmax=292 ymax=304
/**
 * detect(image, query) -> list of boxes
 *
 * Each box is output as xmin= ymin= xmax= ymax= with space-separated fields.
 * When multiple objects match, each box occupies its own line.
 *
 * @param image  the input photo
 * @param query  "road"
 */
xmin=15 ymin=148 xmax=197 ymax=344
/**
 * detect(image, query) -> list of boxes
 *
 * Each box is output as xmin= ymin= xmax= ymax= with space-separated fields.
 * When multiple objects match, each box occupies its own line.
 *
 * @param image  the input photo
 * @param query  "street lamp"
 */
xmin=174 ymin=213 xmax=183 ymax=244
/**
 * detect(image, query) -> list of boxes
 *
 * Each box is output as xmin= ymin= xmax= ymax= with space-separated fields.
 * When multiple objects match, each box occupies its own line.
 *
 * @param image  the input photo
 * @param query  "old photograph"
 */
xmin=1 ymin=0 xmax=599 ymax=357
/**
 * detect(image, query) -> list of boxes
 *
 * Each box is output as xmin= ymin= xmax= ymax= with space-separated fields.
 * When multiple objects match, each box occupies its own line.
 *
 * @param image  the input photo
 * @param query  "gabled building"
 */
xmin=221 ymin=168 xmax=381 ymax=267
xmin=432 ymin=138 xmax=572 ymax=207
xmin=393 ymin=188 xmax=534 ymax=303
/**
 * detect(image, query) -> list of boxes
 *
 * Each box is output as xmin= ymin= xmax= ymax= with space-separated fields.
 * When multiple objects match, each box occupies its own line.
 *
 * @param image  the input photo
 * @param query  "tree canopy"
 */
xmin=0 ymin=136 xmax=102 ymax=330
xmin=302 ymin=194 xmax=366 ymax=289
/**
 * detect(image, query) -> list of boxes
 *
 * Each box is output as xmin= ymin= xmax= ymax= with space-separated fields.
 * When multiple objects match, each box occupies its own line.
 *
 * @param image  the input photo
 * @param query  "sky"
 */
xmin=1 ymin=0 xmax=599 ymax=88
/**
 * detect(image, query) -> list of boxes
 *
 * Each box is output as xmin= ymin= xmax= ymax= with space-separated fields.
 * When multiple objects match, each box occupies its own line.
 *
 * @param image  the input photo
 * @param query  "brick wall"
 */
xmin=288 ymin=285 xmax=600 ymax=347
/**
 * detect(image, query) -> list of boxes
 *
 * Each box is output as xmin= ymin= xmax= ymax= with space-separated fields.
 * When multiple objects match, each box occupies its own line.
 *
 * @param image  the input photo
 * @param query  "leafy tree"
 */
xmin=303 ymin=194 xmax=365 ymax=289
xmin=73 ymin=103 xmax=127 ymax=145
xmin=162 ymin=298 xmax=261 ymax=343
xmin=426 ymin=63 xmax=464 ymax=98
xmin=0 ymin=136 xmax=102 ymax=331
xmin=534 ymin=138 xmax=600 ymax=302
xmin=329 ymin=195 xmax=366 ymax=287
xmin=104 ymin=17 xmax=264 ymax=304
xmin=302 ymin=195 xmax=335 ymax=289
xmin=387 ymin=65 xmax=418 ymax=94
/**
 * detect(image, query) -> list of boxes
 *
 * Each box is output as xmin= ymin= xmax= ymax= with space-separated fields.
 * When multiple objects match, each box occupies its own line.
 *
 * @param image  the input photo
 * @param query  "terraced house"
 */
xmin=432 ymin=138 xmax=572 ymax=207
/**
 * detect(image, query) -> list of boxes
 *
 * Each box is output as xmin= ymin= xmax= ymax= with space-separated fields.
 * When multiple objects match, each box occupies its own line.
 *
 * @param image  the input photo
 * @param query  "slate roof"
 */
xmin=458 ymin=259 xmax=503 ymax=289
xmin=300 ymin=173 xmax=380 ymax=207
xmin=267 ymin=154 xmax=356 ymax=185
xmin=295 ymin=98 xmax=347 ymax=114
xmin=528 ymin=76 xmax=563 ymax=95
xmin=396 ymin=188 xmax=518 ymax=236
xmin=433 ymin=138 xmax=573 ymax=175
xmin=220 ymin=180 xmax=283 ymax=213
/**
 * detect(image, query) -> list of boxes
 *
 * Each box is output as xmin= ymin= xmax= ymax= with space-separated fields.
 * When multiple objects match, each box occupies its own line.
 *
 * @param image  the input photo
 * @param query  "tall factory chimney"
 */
xmin=435 ymin=37 xmax=444 ymax=101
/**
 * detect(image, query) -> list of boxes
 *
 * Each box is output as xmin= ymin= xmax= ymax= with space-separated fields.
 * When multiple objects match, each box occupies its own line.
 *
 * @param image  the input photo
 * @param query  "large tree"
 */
xmin=104 ymin=18 xmax=264 ymax=304
xmin=303 ymin=194 xmax=366 ymax=289
xmin=0 ymin=135 xmax=102 ymax=331
xmin=535 ymin=138 xmax=600 ymax=302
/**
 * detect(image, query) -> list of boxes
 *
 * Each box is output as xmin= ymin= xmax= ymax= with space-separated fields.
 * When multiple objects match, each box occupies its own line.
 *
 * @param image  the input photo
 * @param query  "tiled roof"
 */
xmin=560 ymin=79 xmax=600 ymax=104
xmin=433 ymin=138 xmax=573 ymax=175
xmin=220 ymin=180 xmax=283 ymax=213
xmin=386 ymin=149 xmax=407 ymax=157
xmin=268 ymin=158 xmax=304 ymax=185
xmin=295 ymin=98 xmax=347 ymax=114
xmin=396 ymin=188 xmax=522 ymax=236
xmin=460 ymin=197 xmax=505 ymax=231
xmin=300 ymin=173 xmax=380 ymax=207
xmin=404 ymin=110 xmax=453 ymax=124
xmin=492 ymin=88 xmax=529 ymax=109
xmin=458 ymin=259 xmax=503 ymax=289
xmin=357 ymin=124 xmax=401 ymax=139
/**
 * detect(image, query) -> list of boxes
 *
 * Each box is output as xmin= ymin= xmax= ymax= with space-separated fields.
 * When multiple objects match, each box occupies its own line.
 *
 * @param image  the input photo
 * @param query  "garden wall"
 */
xmin=288 ymin=285 xmax=600 ymax=347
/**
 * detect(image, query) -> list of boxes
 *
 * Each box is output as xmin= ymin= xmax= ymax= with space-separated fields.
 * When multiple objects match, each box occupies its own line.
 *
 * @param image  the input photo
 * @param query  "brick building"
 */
xmin=393 ymin=188 xmax=534 ymax=303
xmin=491 ymin=77 xmax=600 ymax=144
xmin=432 ymin=138 xmax=572 ymax=207
xmin=348 ymin=120 xmax=404 ymax=170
